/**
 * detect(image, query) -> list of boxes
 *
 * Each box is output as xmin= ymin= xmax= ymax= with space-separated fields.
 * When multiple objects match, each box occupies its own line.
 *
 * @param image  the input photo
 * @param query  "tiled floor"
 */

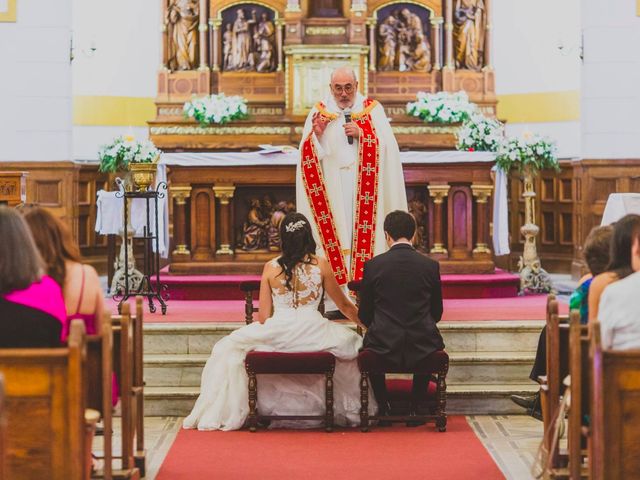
xmin=100 ymin=415 xmax=543 ymax=479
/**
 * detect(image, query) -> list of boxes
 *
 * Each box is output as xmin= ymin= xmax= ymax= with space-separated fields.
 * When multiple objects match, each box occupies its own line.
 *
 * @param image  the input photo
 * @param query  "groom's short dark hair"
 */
xmin=384 ymin=210 xmax=416 ymax=241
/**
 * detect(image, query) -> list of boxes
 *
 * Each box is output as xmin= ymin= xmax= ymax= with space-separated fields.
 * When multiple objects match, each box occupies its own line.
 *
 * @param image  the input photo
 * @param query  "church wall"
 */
xmin=0 ymin=0 xmax=72 ymax=162
xmin=581 ymin=0 xmax=640 ymax=158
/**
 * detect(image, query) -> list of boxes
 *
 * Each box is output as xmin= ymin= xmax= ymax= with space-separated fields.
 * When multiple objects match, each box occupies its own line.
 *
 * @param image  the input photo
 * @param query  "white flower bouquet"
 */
xmin=98 ymin=135 xmax=162 ymax=173
xmin=495 ymin=133 xmax=559 ymax=174
xmin=456 ymin=113 xmax=505 ymax=152
xmin=184 ymin=93 xmax=249 ymax=126
xmin=406 ymin=91 xmax=477 ymax=124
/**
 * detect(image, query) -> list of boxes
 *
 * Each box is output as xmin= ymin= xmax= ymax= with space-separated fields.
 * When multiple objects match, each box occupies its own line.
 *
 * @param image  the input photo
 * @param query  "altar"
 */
xmin=162 ymin=150 xmax=503 ymax=275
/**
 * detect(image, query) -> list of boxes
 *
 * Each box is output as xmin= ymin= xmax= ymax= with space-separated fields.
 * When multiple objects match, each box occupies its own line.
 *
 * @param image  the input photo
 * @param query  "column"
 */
xmin=431 ymin=17 xmax=443 ymax=70
xmin=444 ymin=0 xmax=454 ymax=69
xmin=171 ymin=186 xmax=192 ymax=258
xmin=211 ymin=19 xmax=221 ymax=71
xmin=198 ymin=0 xmax=208 ymax=70
xmin=276 ymin=19 xmax=285 ymax=71
xmin=160 ymin=0 xmax=168 ymax=70
xmin=483 ymin=0 xmax=492 ymax=68
xmin=213 ymin=184 xmax=236 ymax=256
xmin=471 ymin=184 xmax=493 ymax=255
xmin=367 ymin=18 xmax=377 ymax=71
xmin=428 ymin=184 xmax=450 ymax=255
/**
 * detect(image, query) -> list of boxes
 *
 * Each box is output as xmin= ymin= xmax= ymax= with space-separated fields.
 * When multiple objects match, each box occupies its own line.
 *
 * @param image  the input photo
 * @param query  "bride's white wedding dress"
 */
xmin=183 ymin=260 xmax=376 ymax=431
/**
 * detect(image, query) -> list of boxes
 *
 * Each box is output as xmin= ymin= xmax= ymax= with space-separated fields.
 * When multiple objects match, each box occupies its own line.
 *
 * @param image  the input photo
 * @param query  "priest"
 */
xmin=296 ymin=66 xmax=407 ymax=313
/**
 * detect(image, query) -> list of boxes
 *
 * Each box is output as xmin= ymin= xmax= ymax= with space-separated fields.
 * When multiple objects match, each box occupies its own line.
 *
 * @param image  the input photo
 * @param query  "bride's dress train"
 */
xmin=183 ymin=261 xmax=376 ymax=431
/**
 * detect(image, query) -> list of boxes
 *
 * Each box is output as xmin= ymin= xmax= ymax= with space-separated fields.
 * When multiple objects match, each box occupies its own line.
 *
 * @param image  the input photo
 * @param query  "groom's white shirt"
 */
xmin=598 ymin=270 xmax=640 ymax=350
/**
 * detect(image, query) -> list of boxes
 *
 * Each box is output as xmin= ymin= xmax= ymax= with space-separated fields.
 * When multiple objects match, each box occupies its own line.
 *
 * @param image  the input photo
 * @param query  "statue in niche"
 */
xmin=222 ymin=23 xmax=233 ymax=71
xmin=230 ymin=8 xmax=257 ymax=71
xmin=376 ymin=8 xmax=431 ymax=72
xmin=268 ymin=201 xmax=291 ymax=251
xmin=377 ymin=15 xmax=398 ymax=71
xmin=311 ymin=0 xmax=342 ymax=17
xmin=408 ymin=195 xmax=428 ymax=251
xmin=166 ymin=0 xmax=199 ymax=71
xmin=254 ymin=12 xmax=276 ymax=72
xmin=242 ymin=198 xmax=269 ymax=251
xmin=454 ymin=0 xmax=486 ymax=71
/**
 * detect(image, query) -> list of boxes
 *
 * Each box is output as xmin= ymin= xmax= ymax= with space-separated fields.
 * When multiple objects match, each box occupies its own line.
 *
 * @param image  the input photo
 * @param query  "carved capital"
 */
xmin=431 ymin=17 xmax=445 ymax=26
xmin=213 ymin=185 xmax=236 ymax=205
xmin=471 ymin=184 xmax=493 ymax=204
xmin=198 ymin=23 xmax=208 ymax=32
xmin=171 ymin=186 xmax=192 ymax=205
xmin=428 ymin=184 xmax=451 ymax=204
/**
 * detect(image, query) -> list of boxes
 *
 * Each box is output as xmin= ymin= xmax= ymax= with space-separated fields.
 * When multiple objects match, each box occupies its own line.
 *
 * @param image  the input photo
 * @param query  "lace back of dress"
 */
xmin=271 ymin=260 xmax=322 ymax=310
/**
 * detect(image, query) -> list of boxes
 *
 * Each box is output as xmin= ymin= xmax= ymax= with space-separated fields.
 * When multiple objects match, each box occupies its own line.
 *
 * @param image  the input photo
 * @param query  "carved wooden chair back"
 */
xmin=568 ymin=310 xmax=590 ymax=479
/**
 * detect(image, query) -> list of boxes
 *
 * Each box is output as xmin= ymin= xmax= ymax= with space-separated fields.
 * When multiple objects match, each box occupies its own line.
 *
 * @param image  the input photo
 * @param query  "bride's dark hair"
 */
xmin=277 ymin=212 xmax=317 ymax=290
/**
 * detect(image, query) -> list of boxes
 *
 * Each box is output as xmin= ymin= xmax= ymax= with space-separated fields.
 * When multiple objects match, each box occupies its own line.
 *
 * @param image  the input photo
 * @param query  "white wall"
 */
xmin=0 ymin=0 xmax=72 ymax=161
xmin=581 ymin=0 xmax=640 ymax=158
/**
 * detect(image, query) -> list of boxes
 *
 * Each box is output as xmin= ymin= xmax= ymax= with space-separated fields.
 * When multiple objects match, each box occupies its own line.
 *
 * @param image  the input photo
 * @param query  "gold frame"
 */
xmin=637 ymin=0 xmax=640 ymax=16
xmin=0 ymin=0 xmax=17 ymax=22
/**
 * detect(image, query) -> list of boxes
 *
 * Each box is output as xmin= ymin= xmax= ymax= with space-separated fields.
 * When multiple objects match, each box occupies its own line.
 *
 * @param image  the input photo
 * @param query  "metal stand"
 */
xmin=114 ymin=182 xmax=168 ymax=314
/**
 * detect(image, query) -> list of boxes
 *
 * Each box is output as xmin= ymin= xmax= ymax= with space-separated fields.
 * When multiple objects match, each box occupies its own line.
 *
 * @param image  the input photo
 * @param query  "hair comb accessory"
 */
xmin=285 ymin=220 xmax=306 ymax=233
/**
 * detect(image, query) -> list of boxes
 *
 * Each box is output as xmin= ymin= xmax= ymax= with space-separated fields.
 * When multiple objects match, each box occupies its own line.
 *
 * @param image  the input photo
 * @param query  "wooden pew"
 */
xmin=0 ymin=373 xmax=5 ymax=480
xmin=0 ymin=321 xmax=90 ymax=480
xmin=568 ymin=310 xmax=589 ymax=479
xmin=133 ymin=298 xmax=145 ymax=476
xmin=590 ymin=322 xmax=640 ymax=480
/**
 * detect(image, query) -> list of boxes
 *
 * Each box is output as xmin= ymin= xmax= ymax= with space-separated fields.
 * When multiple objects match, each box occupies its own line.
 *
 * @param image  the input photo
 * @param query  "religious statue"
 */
xmin=454 ymin=0 xmax=486 ymax=71
xmin=230 ymin=8 xmax=257 ymax=71
xmin=166 ymin=0 xmax=199 ymax=71
xmin=222 ymin=23 xmax=233 ymax=71
xmin=242 ymin=198 xmax=269 ymax=250
xmin=268 ymin=201 xmax=291 ymax=251
xmin=376 ymin=8 xmax=431 ymax=72
xmin=311 ymin=0 xmax=342 ymax=17
xmin=377 ymin=16 xmax=398 ymax=71
xmin=254 ymin=12 xmax=276 ymax=72
xmin=408 ymin=195 xmax=428 ymax=251
xmin=296 ymin=66 xmax=407 ymax=310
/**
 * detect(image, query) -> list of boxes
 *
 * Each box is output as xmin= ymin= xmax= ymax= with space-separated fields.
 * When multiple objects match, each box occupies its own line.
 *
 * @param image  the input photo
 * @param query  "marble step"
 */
xmin=143 ymin=321 xmax=544 ymax=356
xmin=144 ymin=383 xmax=540 ymax=417
xmin=143 ymin=351 xmax=536 ymax=388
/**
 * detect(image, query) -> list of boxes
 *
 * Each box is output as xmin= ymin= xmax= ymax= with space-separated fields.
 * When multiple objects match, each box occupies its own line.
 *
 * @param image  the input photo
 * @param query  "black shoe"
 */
xmin=324 ymin=310 xmax=347 ymax=320
xmin=510 ymin=393 xmax=537 ymax=411
xmin=377 ymin=402 xmax=392 ymax=427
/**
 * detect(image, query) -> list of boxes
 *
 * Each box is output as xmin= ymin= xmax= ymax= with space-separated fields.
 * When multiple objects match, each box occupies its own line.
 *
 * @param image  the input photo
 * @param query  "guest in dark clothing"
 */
xmin=0 ymin=206 xmax=67 ymax=348
xmin=359 ymin=210 xmax=444 ymax=415
xmin=511 ymin=224 xmax=613 ymax=418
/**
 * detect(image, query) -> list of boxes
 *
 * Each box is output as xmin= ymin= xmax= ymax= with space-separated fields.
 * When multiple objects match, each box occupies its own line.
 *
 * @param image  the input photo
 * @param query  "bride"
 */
xmin=183 ymin=212 xmax=376 ymax=431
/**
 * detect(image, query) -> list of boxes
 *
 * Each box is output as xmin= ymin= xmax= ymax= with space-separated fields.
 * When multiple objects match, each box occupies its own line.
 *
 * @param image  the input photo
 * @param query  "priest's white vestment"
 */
xmin=296 ymin=93 xmax=407 ymax=286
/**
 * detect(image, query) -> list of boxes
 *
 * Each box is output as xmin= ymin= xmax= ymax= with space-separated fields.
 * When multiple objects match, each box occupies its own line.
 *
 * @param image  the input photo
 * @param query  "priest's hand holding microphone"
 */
xmin=342 ymin=108 xmax=360 ymax=144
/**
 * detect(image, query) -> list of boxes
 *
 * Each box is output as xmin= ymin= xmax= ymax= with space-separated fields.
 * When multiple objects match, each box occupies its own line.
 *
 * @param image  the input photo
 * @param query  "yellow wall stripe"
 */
xmin=72 ymin=90 xmax=581 ymax=127
xmin=0 ymin=0 xmax=17 ymax=22
xmin=496 ymin=90 xmax=580 ymax=123
xmin=73 ymin=96 xmax=157 ymax=127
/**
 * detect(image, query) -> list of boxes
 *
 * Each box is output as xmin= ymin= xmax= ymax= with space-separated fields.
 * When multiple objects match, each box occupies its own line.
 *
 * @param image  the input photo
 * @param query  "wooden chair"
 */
xmin=239 ymin=280 xmax=337 ymax=432
xmin=0 ymin=373 xmax=6 ymax=480
xmin=130 ymin=297 xmax=146 ymax=476
xmin=0 ymin=321 xmax=91 ymax=479
xmin=347 ymin=279 xmax=449 ymax=432
xmin=567 ymin=310 xmax=590 ymax=479
xmin=590 ymin=322 xmax=640 ymax=480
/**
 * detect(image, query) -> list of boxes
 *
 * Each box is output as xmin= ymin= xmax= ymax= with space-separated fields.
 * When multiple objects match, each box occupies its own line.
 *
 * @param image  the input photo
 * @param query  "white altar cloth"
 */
xmin=601 ymin=193 xmax=640 ymax=226
xmin=94 ymin=150 xmax=509 ymax=259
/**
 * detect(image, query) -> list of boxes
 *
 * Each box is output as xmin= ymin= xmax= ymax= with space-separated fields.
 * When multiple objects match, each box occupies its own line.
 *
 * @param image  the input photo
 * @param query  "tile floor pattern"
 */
xmin=98 ymin=415 xmax=543 ymax=479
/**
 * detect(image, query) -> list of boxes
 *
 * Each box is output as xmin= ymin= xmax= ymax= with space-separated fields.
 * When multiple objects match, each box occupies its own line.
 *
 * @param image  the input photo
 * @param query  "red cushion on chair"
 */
xmin=245 ymin=351 xmax=336 ymax=374
xmin=386 ymin=378 xmax=438 ymax=401
xmin=357 ymin=349 xmax=449 ymax=375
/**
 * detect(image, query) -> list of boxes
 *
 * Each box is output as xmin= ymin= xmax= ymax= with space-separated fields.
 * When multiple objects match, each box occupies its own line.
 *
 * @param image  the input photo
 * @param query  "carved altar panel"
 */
xmin=218 ymin=72 xmax=286 ymax=103
xmin=190 ymin=187 xmax=216 ymax=260
xmin=447 ymin=185 xmax=472 ymax=259
xmin=0 ymin=172 xmax=26 ymax=207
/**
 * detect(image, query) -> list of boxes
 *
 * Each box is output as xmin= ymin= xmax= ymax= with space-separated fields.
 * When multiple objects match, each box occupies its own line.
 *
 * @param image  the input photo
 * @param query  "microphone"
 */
xmin=344 ymin=108 xmax=353 ymax=145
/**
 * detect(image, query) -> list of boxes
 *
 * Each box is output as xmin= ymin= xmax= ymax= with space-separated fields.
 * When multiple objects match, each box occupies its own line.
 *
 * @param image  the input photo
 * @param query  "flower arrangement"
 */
xmin=183 ymin=93 xmax=249 ymax=126
xmin=456 ymin=113 xmax=505 ymax=152
xmin=406 ymin=91 xmax=477 ymax=124
xmin=495 ymin=133 xmax=559 ymax=174
xmin=98 ymin=135 xmax=162 ymax=173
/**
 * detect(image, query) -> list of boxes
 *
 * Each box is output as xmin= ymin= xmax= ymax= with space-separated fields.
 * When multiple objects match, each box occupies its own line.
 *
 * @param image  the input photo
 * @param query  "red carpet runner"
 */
xmin=156 ymin=417 xmax=504 ymax=479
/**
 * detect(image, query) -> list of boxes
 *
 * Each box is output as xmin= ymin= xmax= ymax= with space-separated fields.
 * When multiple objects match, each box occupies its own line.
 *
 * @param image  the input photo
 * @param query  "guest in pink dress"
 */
xmin=0 ymin=207 xmax=67 ymax=347
xmin=22 ymin=207 xmax=104 ymax=339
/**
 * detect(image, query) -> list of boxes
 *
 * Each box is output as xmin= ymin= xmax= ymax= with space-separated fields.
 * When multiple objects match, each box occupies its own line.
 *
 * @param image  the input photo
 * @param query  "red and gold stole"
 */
xmin=300 ymin=98 xmax=380 ymax=285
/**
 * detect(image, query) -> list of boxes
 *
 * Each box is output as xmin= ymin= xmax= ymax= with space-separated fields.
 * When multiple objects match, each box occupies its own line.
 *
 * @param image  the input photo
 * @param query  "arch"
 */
xmin=212 ymin=0 xmax=285 ymax=20
xmin=369 ymin=0 xmax=442 ymax=18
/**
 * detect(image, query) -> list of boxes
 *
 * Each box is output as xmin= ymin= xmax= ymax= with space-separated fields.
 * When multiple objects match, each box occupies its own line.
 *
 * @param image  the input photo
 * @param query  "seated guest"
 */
xmin=358 ymin=210 xmax=444 ymax=418
xmin=0 ymin=206 xmax=67 ymax=347
xmin=22 ymin=207 xmax=104 ymax=338
xmin=588 ymin=214 xmax=640 ymax=323
xmin=511 ymin=224 xmax=613 ymax=418
xmin=598 ymin=214 xmax=640 ymax=349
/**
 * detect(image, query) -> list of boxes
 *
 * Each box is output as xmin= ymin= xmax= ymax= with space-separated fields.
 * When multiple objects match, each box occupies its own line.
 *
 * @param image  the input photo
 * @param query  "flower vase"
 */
xmin=129 ymin=162 xmax=157 ymax=192
xmin=518 ymin=165 xmax=553 ymax=293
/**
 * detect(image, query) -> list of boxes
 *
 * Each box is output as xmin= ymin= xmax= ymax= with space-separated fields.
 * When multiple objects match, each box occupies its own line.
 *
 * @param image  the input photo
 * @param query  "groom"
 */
xmin=358 ymin=210 xmax=445 ymax=416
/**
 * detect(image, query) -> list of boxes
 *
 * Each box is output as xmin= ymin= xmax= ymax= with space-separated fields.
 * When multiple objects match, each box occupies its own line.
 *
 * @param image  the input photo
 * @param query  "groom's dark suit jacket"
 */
xmin=358 ymin=243 xmax=445 ymax=368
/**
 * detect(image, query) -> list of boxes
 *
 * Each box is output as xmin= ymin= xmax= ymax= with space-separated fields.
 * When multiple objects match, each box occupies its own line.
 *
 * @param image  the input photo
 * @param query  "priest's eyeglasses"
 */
xmin=332 ymin=83 xmax=355 ymax=94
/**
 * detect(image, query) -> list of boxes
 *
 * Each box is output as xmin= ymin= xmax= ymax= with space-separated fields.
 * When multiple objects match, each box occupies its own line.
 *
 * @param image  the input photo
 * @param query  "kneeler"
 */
xmin=347 ymin=280 xmax=449 ymax=432
xmin=240 ymin=281 xmax=336 ymax=432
